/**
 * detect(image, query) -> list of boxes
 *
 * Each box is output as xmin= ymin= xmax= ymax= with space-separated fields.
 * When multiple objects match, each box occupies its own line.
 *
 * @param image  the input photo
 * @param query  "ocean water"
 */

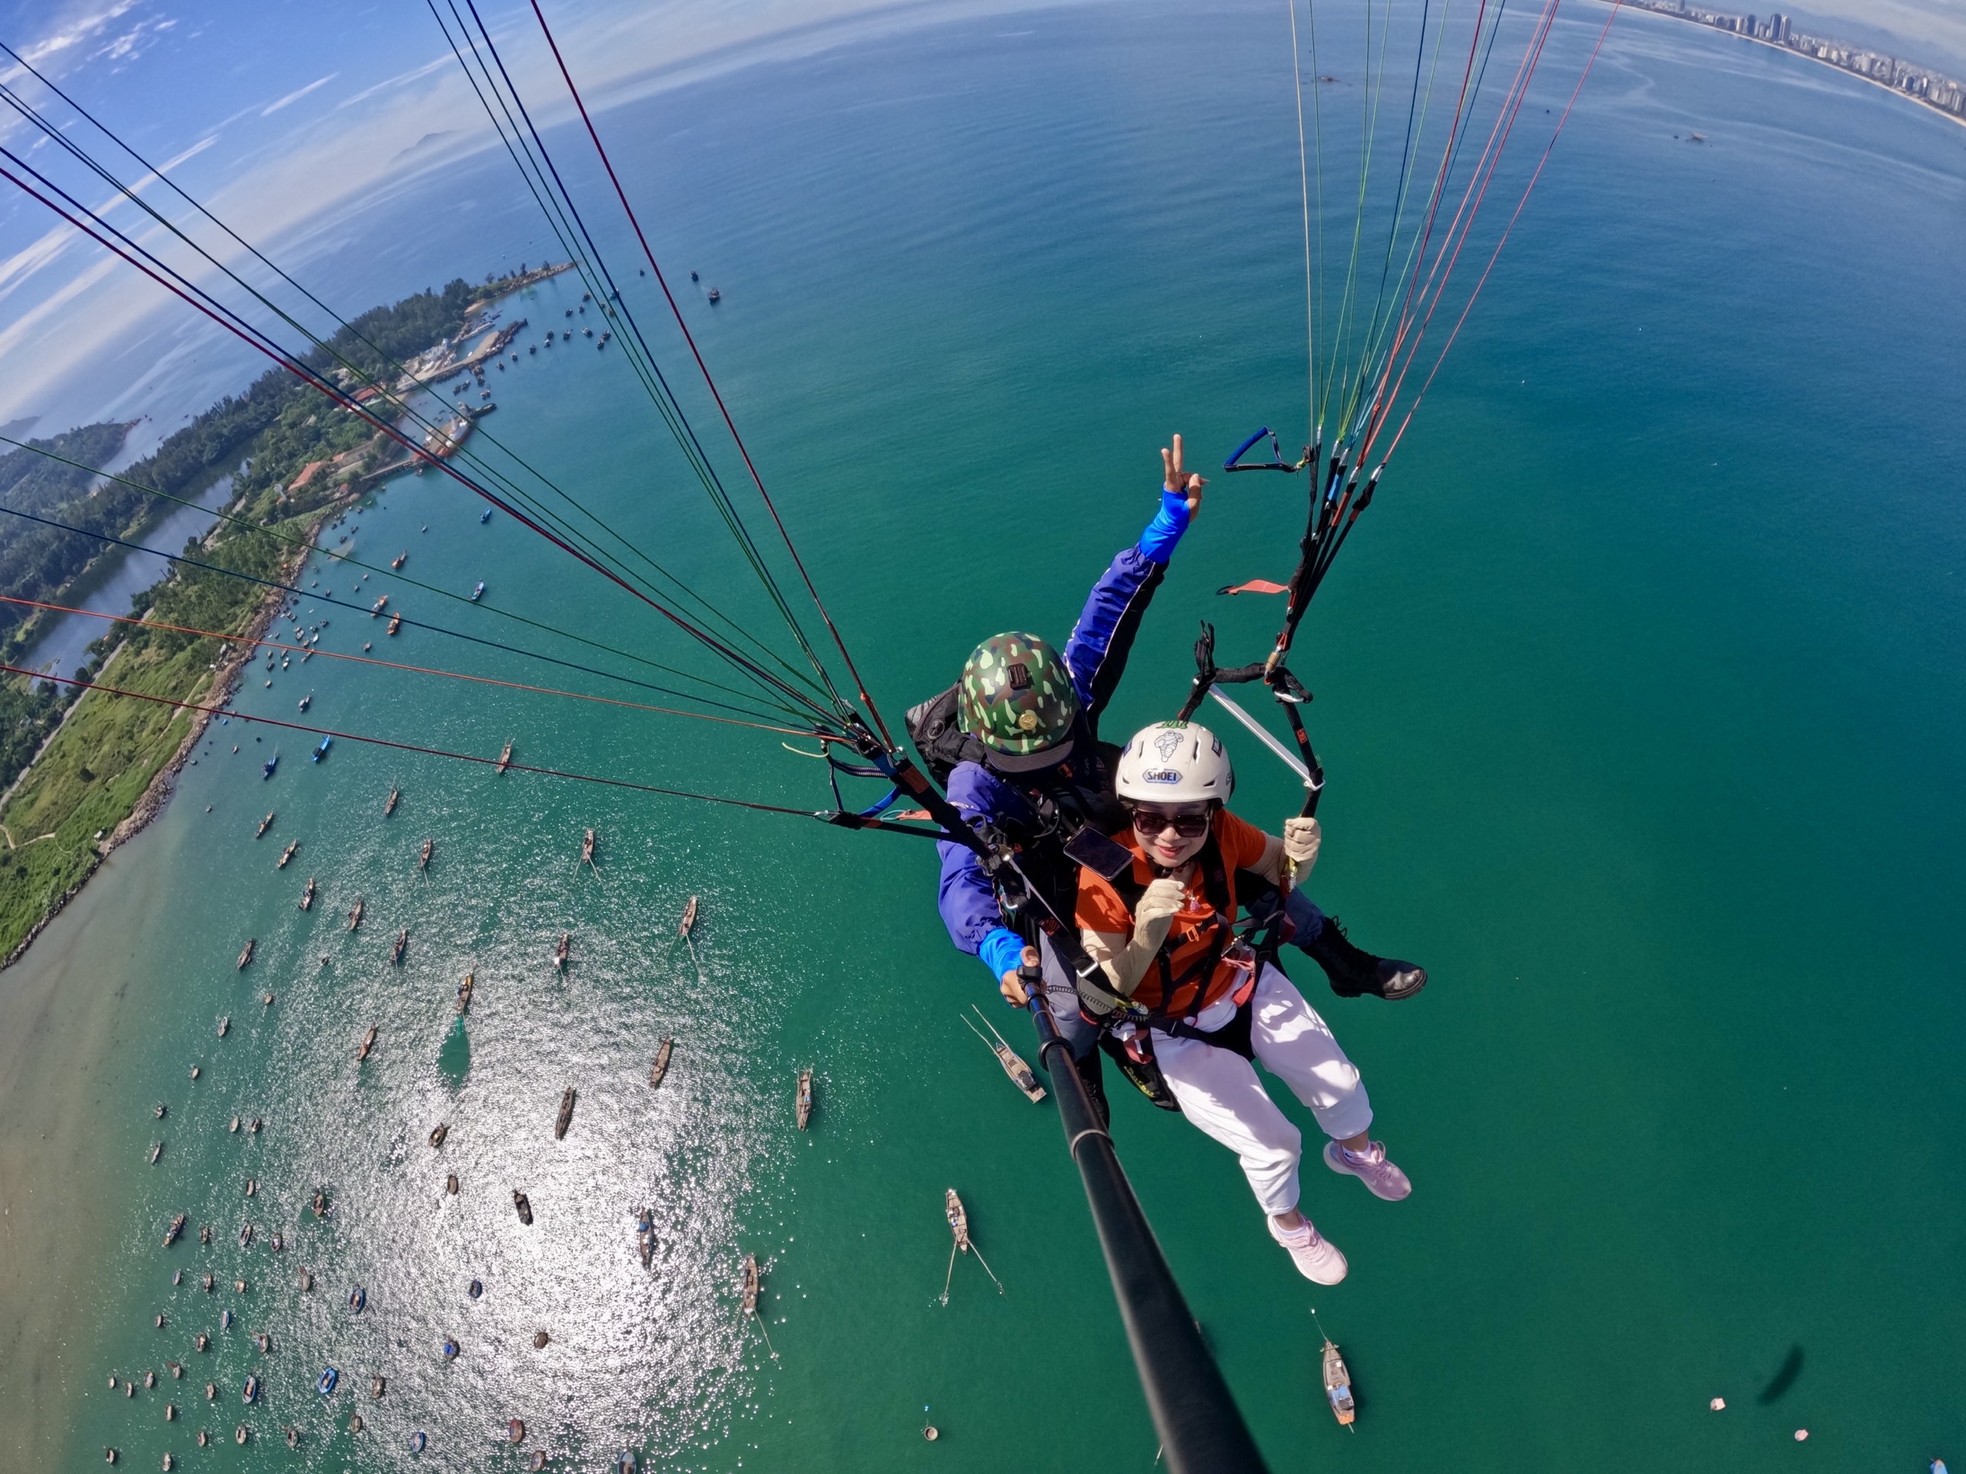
xmin=4 ymin=3 xmax=1965 ymax=1471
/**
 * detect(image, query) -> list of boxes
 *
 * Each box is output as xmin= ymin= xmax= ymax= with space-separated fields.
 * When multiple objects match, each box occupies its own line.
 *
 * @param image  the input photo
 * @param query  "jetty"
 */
xmin=648 ymin=1038 xmax=673 ymax=1088
xmin=961 ymin=1006 xmax=1045 ymax=1102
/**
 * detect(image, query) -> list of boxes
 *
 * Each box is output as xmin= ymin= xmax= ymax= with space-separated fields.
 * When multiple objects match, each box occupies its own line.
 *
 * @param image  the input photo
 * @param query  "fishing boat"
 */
xmin=961 ymin=1005 xmax=1046 ymax=1102
xmin=317 ymin=1366 xmax=338 ymax=1397
xmin=581 ymin=828 xmax=596 ymax=866
xmin=636 ymin=1207 xmax=655 ymax=1269
xmin=1321 ymin=1333 xmax=1357 ymax=1427
xmin=297 ymin=692 xmax=311 ymax=712
xmin=479 ymin=507 xmax=493 ymax=524
xmin=553 ymin=931 xmax=570 ymax=969
xmin=277 ymin=838 xmax=298 ymax=869
xmin=554 ymin=1086 xmax=576 ymax=1140
xmin=429 ymin=1123 xmax=448 ymax=1149
xmin=740 ymin=1254 xmax=759 ymax=1316
xmin=678 ymin=895 xmax=699 ymax=939
xmin=941 ymin=1188 xmax=1006 ymax=1300
xmin=370 ymin=595 xmax=388 ymax=617
xmin=386 ymin=611 xmax=402 ymax=636
xmin=348 ymin=1286 xmax=366 ymax=1313
xmin=242 ymin=1375 xmax=259 ymax=1404
xmin=390 ymin=928 xmax=408 ymax=965
xmin=390 ymin=551 xmax=406 ymax=570
xmin=347 ymin=896 xmax=364 ymax=931
xmin=217 ymin=1016 xmax=230 ymax=1038
xmin=470 ymin=581 xmax=485 ymax=601
xmin=255 ymin=811 xmax=274 ymax=838
xmin=311 ymin=736 xmax=332 ymax=762
xmin=512 ymin=1190 xmax=533 ymax=1225
xmin=707 ymin=287 xmax=721 ymax=303
xmin=456 ymin=971 xmax=474 ymax=1014
xmin=496 ymin=741 xmax=513 ymax=774
xmin=355 ymin=1024 xmax=378 ymax=1061
xmin=164 ymin=1213 xmax=186 ymax=1246
xmin=384 ymin=786 xmax=399 ymax=816
xmin=418 ymin=838 xmax=433 ymax=871
xmin=648 ymin=1038 xmax=674 ymax=1088
xmin=795 ymin=1069 xmax=813 ymax=1130
xmin=262 ymin=754 xmax=278 ymax=779
xmin=299 ymin=876 xmax=316 ymax=910
xmin=236 ymin=939 xmax=255 ymax=970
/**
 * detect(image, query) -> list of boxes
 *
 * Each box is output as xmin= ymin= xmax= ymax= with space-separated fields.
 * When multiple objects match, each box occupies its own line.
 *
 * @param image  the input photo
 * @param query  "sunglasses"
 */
xmin=1129 ymin=806 xmax=1212 ymax=839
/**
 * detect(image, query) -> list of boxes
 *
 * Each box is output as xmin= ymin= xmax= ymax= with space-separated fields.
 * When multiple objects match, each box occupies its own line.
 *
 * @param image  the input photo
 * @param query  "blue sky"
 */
xmin=1 ymin=0 xmax=1962 ymax=431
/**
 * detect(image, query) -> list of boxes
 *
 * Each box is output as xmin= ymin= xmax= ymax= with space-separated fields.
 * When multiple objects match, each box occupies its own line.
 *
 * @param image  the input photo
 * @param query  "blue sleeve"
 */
xmin=935 ymin=763 xmax=1019 ymax=978
xmin=1062 ymin=543 xmax=1167 ymax=732
xmin=1136 ymin=488 xmax=1193 ymax=565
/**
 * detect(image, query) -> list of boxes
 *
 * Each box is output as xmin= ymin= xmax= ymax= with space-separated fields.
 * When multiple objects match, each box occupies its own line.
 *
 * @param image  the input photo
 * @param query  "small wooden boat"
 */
xmin=678 ymin=895 xmax=699 ymax=939
xmin=390 ymin=928 xmax=408 ymax=965
xmin=512 ymin=1189 xmax=533 ymax=1225
xmin=941 ymin=1188 xmax=1005 ymax=1300
xmin=297 ymin=692 xmax=311 ymax=712
xmin=636 ymin=1207 xmax=655 ymax=1269
xmin=312 ymin=1189 xmax=328 ymax=1218
xmin=795 ymin=1069 xmax=813 ymax=1131
xmin=961 ymin=1006 xmax=1045 ymax=1102
xmin=384 ymin=787 xmax=399 ymax=816
xmin=707 ymin=287 xmax=721 ymax=303
xmin=418 ymin=838 xmax=433 ymax=871
xmin=217 ymin=1016 xmax=230 ymax=1038
xmin=262 ymin=753 xmax=278 ymax=779
xmin=429 ymin=1123 xmax=448 ymax=1149
xmin=456 ymin=971 xmax=474 ymax=1014
xmin=347 ymin=896 xmax=365 ymax=931
xmin=648 ymin=1038 xmax=674 ymax=1088
xmin=470 ymin=581 xmax=485 ymax=601
xmin=554 ymin=1086 xmax=576 ymax=1140
xmin=495 ymin=741 xmax=513 ymax=774
xmin=311 ymin=736 xmax=331 ymax=763
xmin=386 ymin=611 xmax=402 ymax=636
xmin=277 ymin=838 xmax=298 ymax=869
xmin=479 ymin=507 xmax=493 ymax=525
xmin=581 ymin=828 xmax=596 ymax=867
xmin=553 ymin=931 xmax=570 ymax=969
xmin=150 ymin=1140 xmax=164 ymax=1166
xmin=1321 ymin=1332 xmax=1356 ymax=1427
xmin=370 ymin=596 xmax=388 ymax=618
xmin=299 ymin=876 xmax=316 ymax=911
xmin=255 ymin=811 xmax=274 ymax=838
xmin=236 ymin=939 xmax=255 ymax=970
xmin=355 ymin=1024 xmax=378 ymax=1061
xmin=740 ymin=1254 xmax=759 ymax=1315
xmin=164 ymin=1212 xmax=186 ymax=1246
xmin=390 ymin=551 xmax=406 ymax=570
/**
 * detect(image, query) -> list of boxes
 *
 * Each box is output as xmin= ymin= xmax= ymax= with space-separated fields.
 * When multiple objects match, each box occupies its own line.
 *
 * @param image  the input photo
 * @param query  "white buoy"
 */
xmin=1793 ymin=1429 xmax=1809 ymax=1442
xmin=1710 ymin=1397 xmax=1726 ymax=1411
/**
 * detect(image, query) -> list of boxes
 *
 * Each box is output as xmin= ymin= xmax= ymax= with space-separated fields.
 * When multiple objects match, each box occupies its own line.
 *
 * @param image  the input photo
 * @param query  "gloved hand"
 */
xmin=1282 ymin=816 xmax=1321 ymax=876
xmin=1134 ymin=876 xmax=1188 ymax=934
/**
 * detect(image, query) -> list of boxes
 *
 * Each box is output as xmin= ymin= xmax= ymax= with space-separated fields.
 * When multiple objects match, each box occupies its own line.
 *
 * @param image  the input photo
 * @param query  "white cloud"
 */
xmin=259 ymin=72 xmax=340 ymax=118
xmin=333 ymin=53 xmax=454 ymax=112
xmin=17 ymin=0 xmax=143 ymax=69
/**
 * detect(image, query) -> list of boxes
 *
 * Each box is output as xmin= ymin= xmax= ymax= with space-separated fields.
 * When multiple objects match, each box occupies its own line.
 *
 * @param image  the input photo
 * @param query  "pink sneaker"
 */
xmin=1268 ymin=1217 xmax=1348 ymax=1285
xmin=1324 ymin=1139 xmax=1412 ymax=1201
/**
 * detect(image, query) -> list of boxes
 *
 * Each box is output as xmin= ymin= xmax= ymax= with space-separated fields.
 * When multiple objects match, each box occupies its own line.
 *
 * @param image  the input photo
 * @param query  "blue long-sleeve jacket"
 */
xmin=936 ymin=540 xmax=1171 ymax=968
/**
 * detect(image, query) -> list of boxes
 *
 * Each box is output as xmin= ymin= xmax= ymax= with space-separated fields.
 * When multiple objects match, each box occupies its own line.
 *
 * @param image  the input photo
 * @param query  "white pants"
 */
xmin=1152 ymin=964 xmax=1373 ymax=1216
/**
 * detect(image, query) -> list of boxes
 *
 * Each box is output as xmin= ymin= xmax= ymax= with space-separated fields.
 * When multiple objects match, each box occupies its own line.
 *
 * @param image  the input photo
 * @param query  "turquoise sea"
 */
xmin=3 ymin=2 xmax=1964 ymax=1471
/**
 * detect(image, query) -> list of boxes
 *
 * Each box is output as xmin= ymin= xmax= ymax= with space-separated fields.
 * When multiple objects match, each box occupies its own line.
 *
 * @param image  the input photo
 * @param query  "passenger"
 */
xmin=1074 ymin=721 xmax=1412 ymax=1285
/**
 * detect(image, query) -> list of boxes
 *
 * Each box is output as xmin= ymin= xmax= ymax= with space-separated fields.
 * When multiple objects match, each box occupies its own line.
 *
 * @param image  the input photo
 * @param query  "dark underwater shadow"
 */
xmin=1758 ymin=1344 xmax=1805 ymax=1404
xmin=437 ymin=1016 xmax=471 ymax=1088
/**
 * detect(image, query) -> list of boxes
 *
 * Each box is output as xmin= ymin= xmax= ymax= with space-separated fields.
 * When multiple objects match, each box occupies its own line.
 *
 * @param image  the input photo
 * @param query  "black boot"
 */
xmin=1305 ymin=915 xmax=1428 ymax=1000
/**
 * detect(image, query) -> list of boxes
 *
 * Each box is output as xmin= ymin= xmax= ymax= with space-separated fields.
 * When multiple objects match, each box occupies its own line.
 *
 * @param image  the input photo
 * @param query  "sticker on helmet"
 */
xmin=1153 ymin=730 xmax=1184 ymax=761
xmin=1141 ymin=768 xmax=1182 ymax=784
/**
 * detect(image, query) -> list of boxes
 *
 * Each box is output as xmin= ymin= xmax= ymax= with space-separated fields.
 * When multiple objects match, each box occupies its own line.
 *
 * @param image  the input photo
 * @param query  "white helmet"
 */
xmin=1114 ymin=721 xmax=1234 ymax=804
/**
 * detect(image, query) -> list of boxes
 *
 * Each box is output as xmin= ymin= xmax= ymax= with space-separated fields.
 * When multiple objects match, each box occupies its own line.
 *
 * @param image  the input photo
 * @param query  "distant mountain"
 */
xmin=390 ymin=129 xmax=460 ymax=167
xmin=0 ymin=417 xmax=40 ymax=441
